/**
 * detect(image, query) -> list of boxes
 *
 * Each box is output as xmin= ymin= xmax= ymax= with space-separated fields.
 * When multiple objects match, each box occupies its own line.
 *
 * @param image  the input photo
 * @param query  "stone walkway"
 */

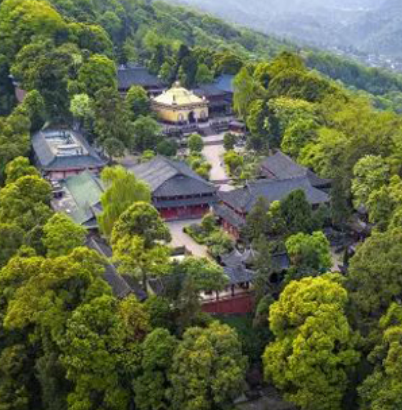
xmin=202 ymin=133 xmax=234 ymax=192
xmin=167 ymin=219 xmax=209 ymax=258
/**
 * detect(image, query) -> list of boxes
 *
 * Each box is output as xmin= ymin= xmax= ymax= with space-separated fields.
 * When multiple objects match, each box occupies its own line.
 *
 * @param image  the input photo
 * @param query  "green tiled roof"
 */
xmin=65 ymin=171 xmax=104 ymax=225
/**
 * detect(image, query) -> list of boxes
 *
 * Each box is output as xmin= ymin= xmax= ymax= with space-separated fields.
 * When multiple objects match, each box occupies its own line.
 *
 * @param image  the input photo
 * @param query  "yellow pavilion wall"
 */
xmin=153 ymin=105 xmax=209 ymax=123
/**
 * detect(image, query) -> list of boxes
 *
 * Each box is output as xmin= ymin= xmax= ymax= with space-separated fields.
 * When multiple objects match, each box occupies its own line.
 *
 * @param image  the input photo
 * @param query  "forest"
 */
xmin=1 ymin=0 xmax=402 ymax=410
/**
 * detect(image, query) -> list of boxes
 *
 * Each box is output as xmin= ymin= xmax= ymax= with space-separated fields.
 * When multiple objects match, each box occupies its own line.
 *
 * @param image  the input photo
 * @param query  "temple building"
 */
xmin=51 ymin=170 xmax=104 ymax=230
xmin=151 ymin=82 xmax=209 ymax=124
xmin=117 ymin=64 xmax=165 ymax=96
xmin=214 ymin=177 xmax=330 ymax=239
xmin=32 ymin=129 xmax=106 ymax=181
xmin=260 ymin=151 xmax=331 ymax=190
xmin=193 ymin=74 xmax=235 ymax=117
xmin=128 ymin=156 xmax=217 ymax=220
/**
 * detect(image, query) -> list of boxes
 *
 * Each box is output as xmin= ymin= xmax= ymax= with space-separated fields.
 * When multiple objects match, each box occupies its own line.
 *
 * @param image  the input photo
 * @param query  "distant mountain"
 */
xmin=171 ymin=0 xmax=401 ymax=60
xmin=349 ymin=0 xmax=402 ymax=57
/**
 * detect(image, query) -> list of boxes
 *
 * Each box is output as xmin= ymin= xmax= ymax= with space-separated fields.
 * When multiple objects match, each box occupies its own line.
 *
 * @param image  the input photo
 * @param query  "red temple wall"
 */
xmin=159 ymin=204 xmax=210 ymax=221
xmin=202 ymin=293 xmax=255 ymax=315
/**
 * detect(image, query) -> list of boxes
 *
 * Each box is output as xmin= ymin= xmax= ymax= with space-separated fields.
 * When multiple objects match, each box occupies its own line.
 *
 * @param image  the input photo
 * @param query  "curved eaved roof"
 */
xmin=153 ymin=82 xmax=206 ymax=106
xmin=129 ymin=156 xmax=216 ymax=198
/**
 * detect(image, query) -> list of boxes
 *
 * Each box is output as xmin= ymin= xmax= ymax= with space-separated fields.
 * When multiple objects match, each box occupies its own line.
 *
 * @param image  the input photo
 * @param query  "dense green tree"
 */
xmin=213 ymin=52 xmax=243 ymax=75
xmin=0 ymin=344 xmax=33 ymax=410
xmin=134 ymin=328 xmax=178 ymax=410
xmin=223 ymin=132 xmax=237 ymax=151
xmin=170 ymin=321 xmax=247 ymax=410
xmin=78 ymin=54 xmax=117 ymax=97
xmin=206 ymin=230 xmax=234 ymax=259
xmin=60 ymin=295 xmax=148 ymax=410
xmin=187 ymin=133 xmax=204 ymax=153
xmin=0 ymin=175 xmax=52 ymax=232
xmin=281 ymin=117 xmax=318 ymax=158
xmin=20 ymin=90 xmax=46 ymax=131
xmin=280 ymin=189 xmax=313 ymax=234
xmin=156 ymin=139 xmax=178 ymax=157
xmin=195 ymin=63 xmax=214 ymax=85
xmin=246 ymin=99 xmax=273 ymax=151
xmin=233 ymin=66 xmax=259 ymax=119
xmin=103 ymin=137 xmax=126 ymax=159
xmin=5 ymin=156 xmax=40 ymax=185
xmin=68 ymin=22 xmax=113 ymax=56
xmin=98 ymin=166 xmax=151 ymax=237
xmin=0 ymin=105 xmax=31 ymax=181
xmin=285 ymin=231 xmax=332 ymax=276
xmin=359 ymin=303 xmax=402 ymax=410
xmin=178 ymin=257 xmax=228 ymax=294
xmin=352 ymin=155 xmax=390 ymax=209
xmin=70 ymin=93 xmax=94 ymax=125
xmin=223 ymin=150 xmax=243 ymax=176
xmin=268 ymin=69 xmax=340 ymax=103
xmin=42 ymin=213 xmax=86 ymax=258
xmin=111 ymin=202 xmax=171 ymax=248
xmin=111 ymin=202 xmax=171 ymax=289
xmin=12 ymin=40 xmax=80 ymax=119
xmin=112 ymin=234 xmax=171 ymax=289
xmin=264 ymin=275 xmax=360 ymax=410
xmin=132 ymin=116 xmax=162 ymax=152
xmin=347 ymin=228 xmax=402 ymax=329
xmin=144 ymin=295 xmax=175 ymax=332
xmin=366 ymin=177 xmax=402 ymax=231
xmin=243 ymin=196 xmax=270 ymax=242
xmin=0 ymin=0 xmax=66 ymax=60
xmin=0 ymin=223 xmax=24 ymax=268
xmin=126 ymin=85 xmax=151 ymax=120
xmin=94 ymin=87 xmax=132 ymax=149
xmin=269 ymin=52 xmax=306 ymax=78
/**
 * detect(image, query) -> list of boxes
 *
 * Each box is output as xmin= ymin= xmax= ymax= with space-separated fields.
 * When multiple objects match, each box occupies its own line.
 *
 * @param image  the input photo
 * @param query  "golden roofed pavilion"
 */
xmin=151 ymin=82 xmax=209 ymax=124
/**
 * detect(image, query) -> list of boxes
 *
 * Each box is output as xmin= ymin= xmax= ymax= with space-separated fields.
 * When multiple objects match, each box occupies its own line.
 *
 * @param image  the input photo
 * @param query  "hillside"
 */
xmin=173 ymin=0 xmax=402 ymax=66
xmin=349 ymin=0 xmax=402 ymax=57
xmin=45 ymin=0 xmax=402 ymax=104
xmin=2 ymin=0 xmax=402 ymax=117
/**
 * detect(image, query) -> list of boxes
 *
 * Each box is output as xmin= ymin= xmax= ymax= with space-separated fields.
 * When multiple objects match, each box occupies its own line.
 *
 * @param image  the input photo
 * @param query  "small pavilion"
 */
xmin=151 ymin=82 xmax=209 ymax=124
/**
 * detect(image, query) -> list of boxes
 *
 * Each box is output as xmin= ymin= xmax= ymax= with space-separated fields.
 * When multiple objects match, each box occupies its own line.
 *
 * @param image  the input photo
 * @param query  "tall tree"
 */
xmin=42 ymin=213 xmax=86 ymax=258
xmin=280 ymin=189 xmax=313 ymax=234
xmin=78 ymin=54 xmax=117 ymax=97
xmin=263 ymin=275 xmax=360 ymax=410
xmin=126 ymin=86 xmax=151 ymax=120
xmin=98 ymin=166 xmax=151 ymax=237
xmin=347 ymin=228 xmax=402 ymax=332
xmin=5 ymin=156 xmax=40 ymax=185
xmin=170 ymin=322 xmax=247 ymax=410
xmin=285 ymin=231 xmax=332 ymax=277
xmin=134 ymin=328 xmax=178 ymax=410
xmin=352 ymin=155 xmax=390 ymax=209
xmin=359 ymin=303 xmax=402 ymax=410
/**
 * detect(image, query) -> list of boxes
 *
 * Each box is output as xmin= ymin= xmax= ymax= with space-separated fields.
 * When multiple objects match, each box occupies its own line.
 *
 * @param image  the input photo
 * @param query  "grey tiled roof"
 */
xmin=117 ymin=65 xmax=165 ymax=90
xmin=32 ymin=129 xmax=106 ymax=171
xmin=219 ymin=176 xmax=329 ymax=213
xmin=224 ymin=265 xmax=254 ymax=285
xmin=261 ymin=151 xmax=330 ymax=188
xmin=214 ymin=203 xmax=246 ymax=229
xmin=221 ymin=249 xmax=290 ymax=273
xmin=129 ymin=156 xmax=217 ymax=198
xmin=221 ymin=248 xmax=256 ymax=267
xmin=194 ymin=84 xmax=230 ymax=98
xmin=86 ymin=236 xmax=147 ymax=301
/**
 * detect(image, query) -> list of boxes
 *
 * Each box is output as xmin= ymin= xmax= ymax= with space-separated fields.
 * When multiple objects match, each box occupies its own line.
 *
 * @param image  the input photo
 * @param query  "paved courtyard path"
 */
xmin=167 ymin=219 xmax=209 ymax=258
xmin=202 ymin=133 xmax=234 ymax=191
